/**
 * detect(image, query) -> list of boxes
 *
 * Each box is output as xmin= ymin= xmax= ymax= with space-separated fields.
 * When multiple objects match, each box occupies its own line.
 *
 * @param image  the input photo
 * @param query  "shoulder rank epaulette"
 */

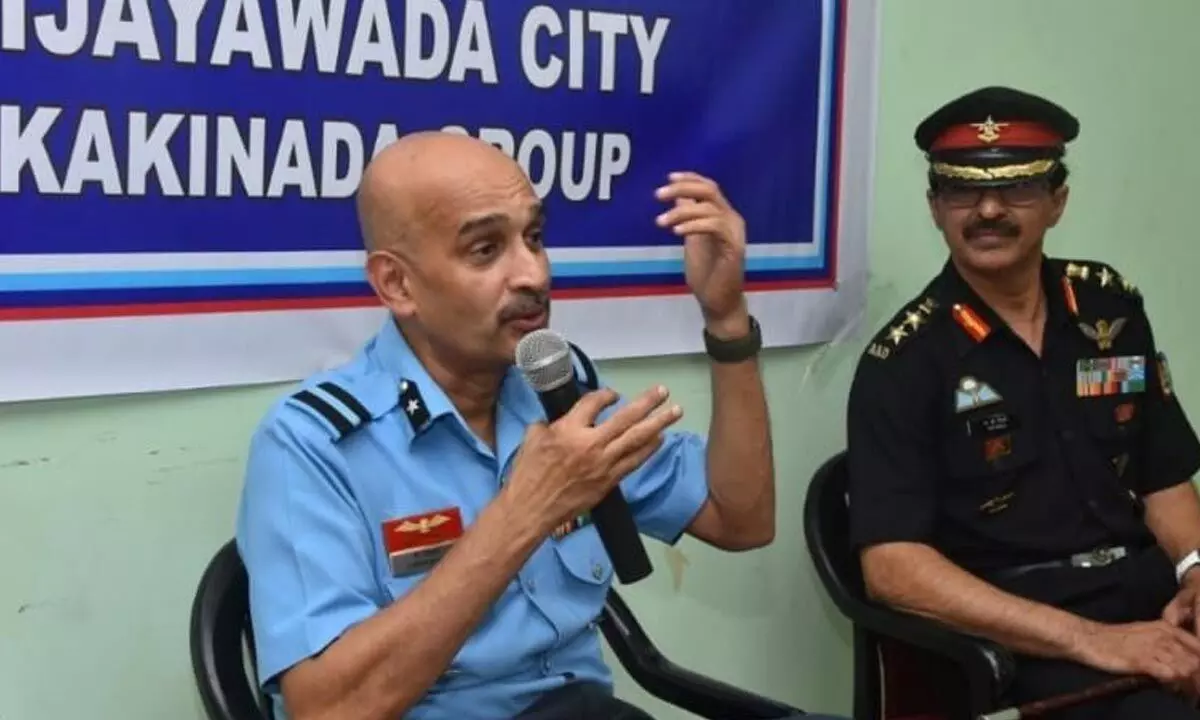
xmin=398 ymin=378 xmax=432 ymax=433
xmin=1063 ymin=260 xmax=1142 ymax=302
xmin=286 ymin=380 xmax=375 ymax=441
xmin=865 ymin=295 xmax=941 ymax=360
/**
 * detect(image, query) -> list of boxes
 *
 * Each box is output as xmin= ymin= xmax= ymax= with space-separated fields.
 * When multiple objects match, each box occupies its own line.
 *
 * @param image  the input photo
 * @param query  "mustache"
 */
xmin=964 ymin=218 xmax=1021 ymax=239
xmin=498 ymin=292 xmax=550 ymax=323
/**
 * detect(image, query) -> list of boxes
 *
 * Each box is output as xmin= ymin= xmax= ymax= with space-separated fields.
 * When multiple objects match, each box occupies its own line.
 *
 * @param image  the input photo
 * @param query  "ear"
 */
xmin=365 ymin=250 xmax=418 ymax=319
xmin=1047 ymin=184 xmax=1070 ymax=228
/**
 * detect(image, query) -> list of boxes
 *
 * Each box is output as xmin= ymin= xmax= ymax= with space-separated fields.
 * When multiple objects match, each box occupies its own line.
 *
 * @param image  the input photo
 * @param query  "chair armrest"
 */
xmin=601 ymin=591 xmax=804 ymax=719
xmin=855 ymin=600 xmax=1015 ymax=710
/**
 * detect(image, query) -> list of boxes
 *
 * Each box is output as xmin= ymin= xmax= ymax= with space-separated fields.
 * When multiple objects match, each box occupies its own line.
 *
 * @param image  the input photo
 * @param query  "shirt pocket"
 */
xmin=941 ymin=422 xmax=1040 ymax=518
xmin=1078 ymin=394 xmax=1145 ymax=484
xmin=1078 ymin=394 xmax=1144 ymax=445
xmin=551 ymin=525 xmax=614 ymax=624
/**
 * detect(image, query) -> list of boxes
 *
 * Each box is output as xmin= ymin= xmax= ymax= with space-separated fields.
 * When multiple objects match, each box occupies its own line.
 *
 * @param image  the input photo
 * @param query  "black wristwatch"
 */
xmin=702 ymin=315 xmax=762 ymax=363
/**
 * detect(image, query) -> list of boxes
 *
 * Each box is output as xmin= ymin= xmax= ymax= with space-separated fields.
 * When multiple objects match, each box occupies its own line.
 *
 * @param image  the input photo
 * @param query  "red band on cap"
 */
xmin=931 ymin=119 xmax=1062 ymax=151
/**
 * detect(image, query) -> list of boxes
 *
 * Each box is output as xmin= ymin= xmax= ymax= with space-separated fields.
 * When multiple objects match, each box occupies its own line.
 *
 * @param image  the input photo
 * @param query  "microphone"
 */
xmin=515 ymin=328 xmax=653 ymax=584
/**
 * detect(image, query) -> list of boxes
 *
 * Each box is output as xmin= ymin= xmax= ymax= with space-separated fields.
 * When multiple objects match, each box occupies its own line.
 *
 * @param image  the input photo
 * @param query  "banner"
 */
xmin=0 ymin=0 xmax=879 ymax=403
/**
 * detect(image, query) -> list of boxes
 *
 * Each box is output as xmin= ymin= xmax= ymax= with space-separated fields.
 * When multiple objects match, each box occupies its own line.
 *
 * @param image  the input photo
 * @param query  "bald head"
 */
xmin=355 ymin=132 xmax=532 ymax=254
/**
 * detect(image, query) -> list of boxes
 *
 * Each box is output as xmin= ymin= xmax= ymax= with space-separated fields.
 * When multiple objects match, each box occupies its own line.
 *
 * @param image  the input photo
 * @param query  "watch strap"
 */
xmin=703 ymin=315 xmax=762 ymax=363
xmin=1176 ymin=549 xmax=1200 ymax=583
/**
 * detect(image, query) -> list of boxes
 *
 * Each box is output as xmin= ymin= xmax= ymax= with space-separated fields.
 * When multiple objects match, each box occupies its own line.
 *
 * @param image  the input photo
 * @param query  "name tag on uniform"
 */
xmin=966 ymin=411 xmax=1018 ymax=437
xmin=1076 ymin=355 xmax=1146 ymax=397
xmin=382 ymin=507 xmax=464 ymax=577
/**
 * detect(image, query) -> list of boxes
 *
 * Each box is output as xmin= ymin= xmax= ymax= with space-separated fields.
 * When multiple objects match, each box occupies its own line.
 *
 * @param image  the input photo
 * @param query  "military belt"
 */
xmin=987 ymin=545 xmax=1131 ymax=582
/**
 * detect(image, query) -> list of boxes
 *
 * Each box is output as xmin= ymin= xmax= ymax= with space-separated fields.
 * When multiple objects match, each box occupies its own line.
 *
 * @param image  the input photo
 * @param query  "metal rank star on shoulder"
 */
xmin=1065 ymin=261 xmax=1140 ymax=297
xmin=867 ymin=296 xmax=939 ymax=360
xmin=399 ymin=379 xmax=431 ymax=432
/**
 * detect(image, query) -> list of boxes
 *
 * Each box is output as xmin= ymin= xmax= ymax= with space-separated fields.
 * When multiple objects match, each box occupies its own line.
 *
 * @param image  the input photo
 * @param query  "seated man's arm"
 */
xmin=1130 ymin=335 xmax=1200 ymax=624
xmin=595 ymin=308 xmax=774 ymax=553
xmin=238 ymin=422 xmax=546 ymax=720
xmin=1135 ymin=341 xmax=1200 ymax=564
xmin=685 ymin=308 xmax=775 ymax=551
xmin=846 ymin=345 xmax=1200 ymax=678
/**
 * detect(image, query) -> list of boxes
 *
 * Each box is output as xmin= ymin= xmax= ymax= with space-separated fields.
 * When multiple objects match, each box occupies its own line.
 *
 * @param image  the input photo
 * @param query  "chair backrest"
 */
xmin=804 ymin=452 xmax=974 ymax=720
xmin=803 ymin=451 xmax=868 ymax=614
xmin=189 ymin=538 xmax=272 ymax=720
xmin=803 ymin=451 xmax=887 ymax=719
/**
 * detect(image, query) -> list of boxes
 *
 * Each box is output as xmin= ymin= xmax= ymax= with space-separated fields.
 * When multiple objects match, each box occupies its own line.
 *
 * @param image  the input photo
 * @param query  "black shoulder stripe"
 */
xmin=293 ymin=389 xmax=355 ymax=438
xmin=318 ymin=381 xmax=372 ymax=425
xmin=569 ymin=342 xmax=600 ymax=391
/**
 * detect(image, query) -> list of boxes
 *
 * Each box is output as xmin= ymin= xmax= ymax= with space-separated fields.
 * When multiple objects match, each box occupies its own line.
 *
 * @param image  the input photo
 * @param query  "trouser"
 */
xmin=512 ymin=681 xmax=832 ymax=719
xmin=513 ymin=682 xmax=655 ymax=720
xmin=998 ymin=545 xmax=1200 ymax=719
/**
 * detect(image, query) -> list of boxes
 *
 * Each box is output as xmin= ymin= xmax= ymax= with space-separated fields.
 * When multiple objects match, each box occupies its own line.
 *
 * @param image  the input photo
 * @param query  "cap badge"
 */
xmin=971 ymin=116 xmax=1008 ymax=143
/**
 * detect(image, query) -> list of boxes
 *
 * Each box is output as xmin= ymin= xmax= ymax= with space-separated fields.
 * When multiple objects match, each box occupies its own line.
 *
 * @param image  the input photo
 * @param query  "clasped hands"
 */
xmin=1074 ymin=573 xmax=1200 ymax=701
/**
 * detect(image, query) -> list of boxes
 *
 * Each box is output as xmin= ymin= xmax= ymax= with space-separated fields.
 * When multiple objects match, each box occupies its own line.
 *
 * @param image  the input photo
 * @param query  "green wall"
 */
xmin=4 ymin=1 xmax=1199 ymax=717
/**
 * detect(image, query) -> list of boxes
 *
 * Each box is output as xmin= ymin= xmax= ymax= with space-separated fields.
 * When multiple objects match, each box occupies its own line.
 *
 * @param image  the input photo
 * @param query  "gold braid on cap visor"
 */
xmin=931 ymin=158 xmax=1057 ymax=182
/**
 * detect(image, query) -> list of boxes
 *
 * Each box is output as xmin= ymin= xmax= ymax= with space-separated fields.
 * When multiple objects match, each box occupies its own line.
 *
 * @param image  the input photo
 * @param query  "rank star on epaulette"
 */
xmin=1063 ymin=261 xmax=1141 ymax=299
xmin=866 ymin=296 xmax=939 ymax=360
xmin=399 ymin=379 xmax=431 ymax=431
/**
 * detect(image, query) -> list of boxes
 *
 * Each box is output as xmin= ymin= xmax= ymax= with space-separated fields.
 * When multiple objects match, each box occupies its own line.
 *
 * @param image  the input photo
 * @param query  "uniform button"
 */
xmin=541 ymin=657 xmax=551 ymax=674
xmin=591 ymin=563 xmax=603 ymax=580
xmin=525 ymin=578 xmax=536 ymax=594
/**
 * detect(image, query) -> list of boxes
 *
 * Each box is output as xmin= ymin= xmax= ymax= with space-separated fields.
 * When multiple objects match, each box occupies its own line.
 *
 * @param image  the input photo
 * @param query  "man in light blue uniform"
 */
xmin=236 ymin=132 xmax=791 ymax=719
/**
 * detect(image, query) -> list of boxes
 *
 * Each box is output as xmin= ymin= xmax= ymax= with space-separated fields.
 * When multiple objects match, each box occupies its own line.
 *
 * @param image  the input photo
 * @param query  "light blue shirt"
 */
xmin=236 ymin=318 xmax=711 ymax=719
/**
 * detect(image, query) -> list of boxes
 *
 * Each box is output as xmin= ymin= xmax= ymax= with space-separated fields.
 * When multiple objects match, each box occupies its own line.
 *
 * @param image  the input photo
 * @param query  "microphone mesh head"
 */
xmin=515 ymin=328 xmax=574 ymax=392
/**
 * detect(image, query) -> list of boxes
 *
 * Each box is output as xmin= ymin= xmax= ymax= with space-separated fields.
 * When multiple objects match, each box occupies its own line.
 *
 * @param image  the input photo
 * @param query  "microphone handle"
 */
xmin=536 ymin=380 xmax=653 ymax=585
xmin=592 ymin=487 xmax=653 ymax=584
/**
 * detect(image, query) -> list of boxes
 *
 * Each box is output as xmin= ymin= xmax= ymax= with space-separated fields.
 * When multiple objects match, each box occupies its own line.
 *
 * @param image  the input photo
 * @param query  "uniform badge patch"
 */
xmin=1078 ymin=317 xmax=1127 ymax=351
xmin=955 ymin=376 xmax=1002 ymax=413
xmin=552 ymin=512 xmax=592 ymax=540
xmin=983 ymin=435 xmax=1012 ymax=463
xmin=382 ymin=507 xmax=464 ymax=577
xmin=951 ymin=304 xmax=991 ymax=343
xmin=979 ymin=491 xmax=1015 ymax=515
xmin=1076 ymin=356 xmax=1145 ymax=397
xmin=1158 ymin=351 xmax=1175 ymax=397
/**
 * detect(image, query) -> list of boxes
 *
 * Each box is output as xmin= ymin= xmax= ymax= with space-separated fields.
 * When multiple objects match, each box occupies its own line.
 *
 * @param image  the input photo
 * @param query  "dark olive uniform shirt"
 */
xmin=847 ymin=256 xmax=1200 ymax=577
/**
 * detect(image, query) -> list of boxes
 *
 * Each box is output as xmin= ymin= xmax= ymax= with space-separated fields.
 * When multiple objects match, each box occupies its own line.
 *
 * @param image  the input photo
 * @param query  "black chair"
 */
xmin=189 ymin=538 xmax=807 ymax=720
xmin=802 ymin=451 xmax=1015 ymax=720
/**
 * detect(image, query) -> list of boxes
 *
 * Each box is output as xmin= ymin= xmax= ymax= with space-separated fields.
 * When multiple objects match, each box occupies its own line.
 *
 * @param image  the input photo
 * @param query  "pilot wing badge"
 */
xmin=382 ymin=507 xmax=464 ymax=578
xmin=1078 ymin=317 xmax=1127 ymax=351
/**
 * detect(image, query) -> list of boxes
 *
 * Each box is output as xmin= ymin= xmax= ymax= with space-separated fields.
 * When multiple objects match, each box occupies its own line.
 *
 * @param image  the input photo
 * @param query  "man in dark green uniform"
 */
xmin=846 ymin=85 xmax=1200 ymax=718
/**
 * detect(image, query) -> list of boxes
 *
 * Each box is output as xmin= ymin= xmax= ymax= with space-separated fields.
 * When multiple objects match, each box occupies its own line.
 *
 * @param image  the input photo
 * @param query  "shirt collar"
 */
xmin=367 ymin=317 xmax=545 ymax=444
xmin=935 ymin=254 xmax=1072 ymax=356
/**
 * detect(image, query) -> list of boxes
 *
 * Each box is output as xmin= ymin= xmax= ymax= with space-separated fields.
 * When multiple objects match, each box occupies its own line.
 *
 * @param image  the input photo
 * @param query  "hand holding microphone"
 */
xmin=507 ymin=328 xmax=676 ymax=583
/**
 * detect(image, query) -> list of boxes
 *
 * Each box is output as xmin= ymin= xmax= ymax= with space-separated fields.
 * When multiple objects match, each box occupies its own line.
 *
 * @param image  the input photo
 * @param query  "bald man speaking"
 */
xmin=235 ymin=132 xmax=782 ymax=719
